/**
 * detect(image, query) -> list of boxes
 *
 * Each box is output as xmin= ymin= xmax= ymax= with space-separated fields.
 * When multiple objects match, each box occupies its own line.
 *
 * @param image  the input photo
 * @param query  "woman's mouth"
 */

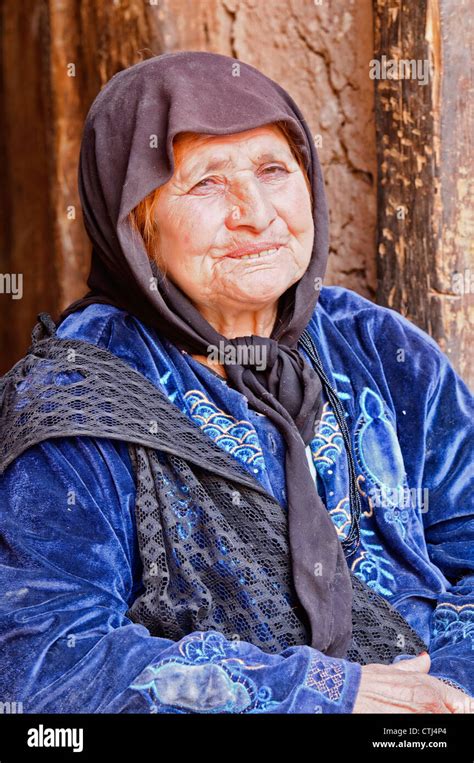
xmin=226 ymin=245 xmax=283 ymax=260
xmin=237 ymin=247 xmax=280 ymax=260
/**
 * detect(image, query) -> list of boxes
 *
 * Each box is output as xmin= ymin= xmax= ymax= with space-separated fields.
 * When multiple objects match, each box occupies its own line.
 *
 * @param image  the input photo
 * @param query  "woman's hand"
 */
xmin=353 ymin=652 xmax=473 ymax=713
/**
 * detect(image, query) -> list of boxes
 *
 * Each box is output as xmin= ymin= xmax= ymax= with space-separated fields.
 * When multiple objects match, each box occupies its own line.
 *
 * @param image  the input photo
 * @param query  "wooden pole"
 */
xmin=373 ymin=0 xmax=473 ymax=386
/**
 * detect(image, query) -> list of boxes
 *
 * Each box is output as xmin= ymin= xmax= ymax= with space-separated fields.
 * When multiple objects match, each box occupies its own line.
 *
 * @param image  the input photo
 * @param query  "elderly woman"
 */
xmin=0 ymin=51 xmax=473 ymax=715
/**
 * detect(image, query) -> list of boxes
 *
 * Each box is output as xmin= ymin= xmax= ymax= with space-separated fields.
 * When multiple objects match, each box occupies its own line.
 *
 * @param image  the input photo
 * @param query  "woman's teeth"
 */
xmin=240 ymin=247 xmax=279 ymax=259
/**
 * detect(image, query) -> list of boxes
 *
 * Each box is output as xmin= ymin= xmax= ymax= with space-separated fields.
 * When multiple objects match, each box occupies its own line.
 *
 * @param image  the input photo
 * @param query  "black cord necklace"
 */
xmin=298 ymin=328 xmax=361 ymax=557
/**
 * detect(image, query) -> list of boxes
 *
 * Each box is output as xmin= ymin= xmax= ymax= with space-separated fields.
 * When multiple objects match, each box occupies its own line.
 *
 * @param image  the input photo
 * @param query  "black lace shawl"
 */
xmin=0 ymin=314 xmax=427 ymax=665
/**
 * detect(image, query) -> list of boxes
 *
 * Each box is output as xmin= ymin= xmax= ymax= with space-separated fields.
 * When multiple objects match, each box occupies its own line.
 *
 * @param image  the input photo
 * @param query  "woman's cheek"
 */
xmin=273 ymin=181 xmax=312 ymax=231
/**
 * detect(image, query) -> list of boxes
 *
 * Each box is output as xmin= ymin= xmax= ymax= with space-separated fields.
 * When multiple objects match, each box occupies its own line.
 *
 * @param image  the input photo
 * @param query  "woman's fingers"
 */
xmin=434 ymin=681 xmax=474 ymax=714
xmin=390 ymin=655 xmax=473 ymax=713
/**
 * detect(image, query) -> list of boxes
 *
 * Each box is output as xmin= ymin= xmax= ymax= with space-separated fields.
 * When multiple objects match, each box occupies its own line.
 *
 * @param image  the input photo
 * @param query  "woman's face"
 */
xmin=152 ymin=125 xmax=314 ymax=318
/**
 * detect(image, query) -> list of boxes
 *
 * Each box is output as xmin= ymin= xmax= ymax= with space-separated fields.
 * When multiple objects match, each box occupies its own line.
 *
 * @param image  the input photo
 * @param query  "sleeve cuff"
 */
xmin=296 ymin=652 xmax=362 ymax=713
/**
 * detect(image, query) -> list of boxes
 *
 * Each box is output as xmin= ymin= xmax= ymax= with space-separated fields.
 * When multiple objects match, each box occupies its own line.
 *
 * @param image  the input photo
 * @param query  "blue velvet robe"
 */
xmin=0 ymin=286 xmax=472 ymax=713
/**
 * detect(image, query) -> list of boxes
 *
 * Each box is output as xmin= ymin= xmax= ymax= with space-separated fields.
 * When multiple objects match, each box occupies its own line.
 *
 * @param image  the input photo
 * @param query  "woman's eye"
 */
xmin=190 ymin=164 xmax=288 ymax=193
xmin=192 ymin=177 xmax=218 ymax=191
xmin=189 ymin=177 xmax=219 ymax=193
xmin=261 ymin=164 xmax=288 ymax=177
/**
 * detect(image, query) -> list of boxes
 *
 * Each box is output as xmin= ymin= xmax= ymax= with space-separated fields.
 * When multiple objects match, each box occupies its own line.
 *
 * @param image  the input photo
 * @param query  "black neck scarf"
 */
xmin=59 ymin=51 xmax=353 ymax=657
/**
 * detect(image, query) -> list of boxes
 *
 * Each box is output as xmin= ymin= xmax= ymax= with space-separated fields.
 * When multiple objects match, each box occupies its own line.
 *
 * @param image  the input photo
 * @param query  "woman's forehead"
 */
xmin=173 ymin=125 xmax=293 ymax=172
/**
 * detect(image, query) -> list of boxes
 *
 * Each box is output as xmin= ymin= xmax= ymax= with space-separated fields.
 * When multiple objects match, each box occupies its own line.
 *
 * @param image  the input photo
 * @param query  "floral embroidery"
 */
xmin=350 ymin=528 xmax=397 ymax=597
xmin=349 ymin=477 xmax=398 ymax=596
xmin=183 ymin=390 xmax=265 ymax=473
xmin=309 ymin=401 xmax=350 ymax=518
xmin=383 ymin=506 xmax=410 ymax=539
xmin=332 ymin=371 xmax=353 ymax=402
xmin=157 ymin=369 xmax=179 ymax=404
xmin=432 ymin=604 xmax=474 ymax=647
xmin=310 ymin=402 xmax=344 ymax=475
xmin=329 ymin=500 xmax=352 ymax=541
xmin=130 ymin=631 xmax=279 ymax=713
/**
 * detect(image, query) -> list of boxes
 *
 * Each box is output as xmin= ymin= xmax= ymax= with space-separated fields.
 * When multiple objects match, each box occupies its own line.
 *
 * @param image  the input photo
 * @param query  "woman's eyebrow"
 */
xmin=183 ymin=156 xmax=233 ymax=178
xmin=251 ymin=151 xmax=291 ymax=164
xmin=183 ymin=150 xmax=291 ymax=179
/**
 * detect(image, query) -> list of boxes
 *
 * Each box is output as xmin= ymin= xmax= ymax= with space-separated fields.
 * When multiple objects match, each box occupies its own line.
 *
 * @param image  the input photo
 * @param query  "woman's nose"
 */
xmin=225 ymin=177 xmax=276 ymax=230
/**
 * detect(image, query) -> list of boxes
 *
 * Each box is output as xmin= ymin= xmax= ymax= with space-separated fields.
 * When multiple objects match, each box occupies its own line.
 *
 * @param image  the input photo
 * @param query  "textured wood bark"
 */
xmin=1 ymin=0 xmax=376 ymax=374
xmin=373 ymin=0 xmax=473 ymax=386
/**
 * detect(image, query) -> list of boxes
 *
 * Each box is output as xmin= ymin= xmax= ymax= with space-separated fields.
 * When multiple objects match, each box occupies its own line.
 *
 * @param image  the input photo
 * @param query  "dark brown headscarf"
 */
xmin=59 ymin=50 xmax=353 ymax=657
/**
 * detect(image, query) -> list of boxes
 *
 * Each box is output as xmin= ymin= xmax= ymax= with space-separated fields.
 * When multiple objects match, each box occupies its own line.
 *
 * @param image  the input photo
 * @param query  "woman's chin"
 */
xmin=222 ymin=280 xmax=290 ymax=306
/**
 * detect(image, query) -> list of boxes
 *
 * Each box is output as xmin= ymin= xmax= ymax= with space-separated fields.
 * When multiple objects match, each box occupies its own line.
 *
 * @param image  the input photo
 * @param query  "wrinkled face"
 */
xmin=152 ymin=125 xmax=314 ymax=315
